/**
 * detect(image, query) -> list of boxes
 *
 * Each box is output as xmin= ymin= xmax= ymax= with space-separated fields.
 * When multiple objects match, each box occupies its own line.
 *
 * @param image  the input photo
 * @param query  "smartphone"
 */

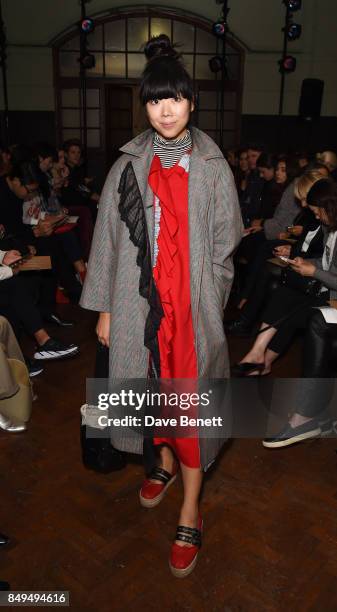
xmin=278 ymin=256 xmax=297 ymax=265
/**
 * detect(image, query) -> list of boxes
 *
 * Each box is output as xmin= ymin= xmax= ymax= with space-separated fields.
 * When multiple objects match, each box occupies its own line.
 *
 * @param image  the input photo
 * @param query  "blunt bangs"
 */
xmin=140 ymin=58 xmax=194 ymax=105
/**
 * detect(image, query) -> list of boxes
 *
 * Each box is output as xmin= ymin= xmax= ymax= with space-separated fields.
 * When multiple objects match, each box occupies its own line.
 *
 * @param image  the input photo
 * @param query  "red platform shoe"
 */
xmin=139 ymin=466 xmax=178 ymax=508
xmin=169 ymin=516 xmax=203 ymax=578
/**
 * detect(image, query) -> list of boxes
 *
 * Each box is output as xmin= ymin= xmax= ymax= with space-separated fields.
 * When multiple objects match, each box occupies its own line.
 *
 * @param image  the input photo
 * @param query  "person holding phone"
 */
xmin=0 ymin=248 xmax=79 ymax=361
xmin=81 ymin=34 xmax=242 ymax=577
xmin=232 ymin=178 xmax=337 ymax=378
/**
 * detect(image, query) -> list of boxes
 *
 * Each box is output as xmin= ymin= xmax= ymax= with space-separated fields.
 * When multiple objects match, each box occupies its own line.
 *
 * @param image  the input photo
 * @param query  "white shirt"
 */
xmin=0 ymin=250 xmax=13 ymax=282
xmin=322 ymin=230 xmax=337 ymax=271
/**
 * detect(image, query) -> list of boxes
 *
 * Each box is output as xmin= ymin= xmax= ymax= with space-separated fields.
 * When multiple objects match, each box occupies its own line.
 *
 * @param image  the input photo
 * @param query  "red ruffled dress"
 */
xmin=148 ymin=152 xmax=201 ymax=468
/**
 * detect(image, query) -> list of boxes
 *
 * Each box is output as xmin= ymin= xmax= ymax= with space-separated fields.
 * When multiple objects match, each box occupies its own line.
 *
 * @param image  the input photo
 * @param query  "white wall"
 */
xmin=1 ymin=0 xmax=336 ymax=116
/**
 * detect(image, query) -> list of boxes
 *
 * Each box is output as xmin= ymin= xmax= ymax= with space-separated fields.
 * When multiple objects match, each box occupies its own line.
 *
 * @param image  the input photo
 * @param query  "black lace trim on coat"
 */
xmin=118 ymin=161 xmax=163 ymax=376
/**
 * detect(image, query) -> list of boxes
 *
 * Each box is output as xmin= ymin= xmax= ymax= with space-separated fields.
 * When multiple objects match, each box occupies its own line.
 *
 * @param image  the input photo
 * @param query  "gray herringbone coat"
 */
xmin=80 ymin=128 xmax=243 ymax=456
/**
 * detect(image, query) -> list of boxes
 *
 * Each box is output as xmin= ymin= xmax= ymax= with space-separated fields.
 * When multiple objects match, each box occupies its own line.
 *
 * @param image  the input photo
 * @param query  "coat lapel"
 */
xmin=188 ymin=132 xmax=222 ymax=334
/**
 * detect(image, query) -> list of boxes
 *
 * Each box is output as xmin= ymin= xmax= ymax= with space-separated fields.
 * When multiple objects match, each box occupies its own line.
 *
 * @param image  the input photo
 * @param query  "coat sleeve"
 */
xmin=80 ymin=160 xmax=124 ymax=313
xmin=263 ymin=182 xmax=298 ymax=240
xmin=212 ymin=160 xmax=244 ymax=309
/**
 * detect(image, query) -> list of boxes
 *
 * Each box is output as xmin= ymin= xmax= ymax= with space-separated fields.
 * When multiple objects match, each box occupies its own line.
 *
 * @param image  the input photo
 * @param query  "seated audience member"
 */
xmin=237 ymin=153 xmax=286 ymax=264
xmin=316 ymin=150 xmax=337 ymax=181
xmin=61 ymin=139 xmax=100 ymax=221
xmin=52 ymin=150 xmax=94 ymax=261
xmin=240 ymin=144 xmax=264 ymax=227
xmin=234 ymin=166 xmax=326 ymax=309
xmin=0 ymin=315 xmax=32 ymax=432
xmin=226 ymin=148 xmax=238 ymax=175
xmin=0 ymin=248 xmax=79 ymax=363
xmin=9 ymin=159 xmax=85 ymax=295
xmin=236 ymin=148 xmax=249 ymax=197
xmin=263 ymin=161 xmax=329 ymax=241
xmin=33 ymin=145 xmax=87 ymax=278
xmin=231 ymin=179 xmax=337 ymax=377
xmin=296 ymin=150 xmax=311 ymax=170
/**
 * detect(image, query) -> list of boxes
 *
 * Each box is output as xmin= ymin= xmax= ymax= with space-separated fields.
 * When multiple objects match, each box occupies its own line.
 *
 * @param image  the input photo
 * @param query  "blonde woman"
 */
xmin=232 ymin=174 xmax=334 ymax=377
xmin=316 ymin=150 xmax=337 ymax=175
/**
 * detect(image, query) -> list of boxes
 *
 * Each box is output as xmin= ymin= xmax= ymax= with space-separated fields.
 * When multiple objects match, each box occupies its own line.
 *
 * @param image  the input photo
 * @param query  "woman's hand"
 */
xmin=96 ymin=312 xmax=110 ymax=347
xmin=273 ymin=245 xmax=291 ymax=258
xmin=3 ymin=250 xmax=21 ymax=266
xmin=290 ymin=257 xmax=316 ymax=277
xmin=251 ymin=219 xmax=262 ymax=228
xmin=28 ymin=245 xmax=37 ymax=256
xmin=33 ymin=219 xmax=54 ymax=237
xmin=278 ymin=232 xmax=290 ymax=240
xmin=243 ymin=226 xmax=263 ymax=236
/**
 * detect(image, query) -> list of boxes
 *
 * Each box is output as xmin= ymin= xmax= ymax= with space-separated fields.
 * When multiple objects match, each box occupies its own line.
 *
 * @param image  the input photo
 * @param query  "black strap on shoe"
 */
xmin=148 ymin=467 xmax=173 ymax=485
xmin=175 ymin=525 xmax=202 ymax=547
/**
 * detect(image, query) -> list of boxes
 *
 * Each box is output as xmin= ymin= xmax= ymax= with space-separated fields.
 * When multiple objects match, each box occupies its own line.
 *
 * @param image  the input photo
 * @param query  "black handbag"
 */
xmin=281 ymin=267 xmax=322 ymax=297
xmin=80 ymin=343 xmax=126 ymax=473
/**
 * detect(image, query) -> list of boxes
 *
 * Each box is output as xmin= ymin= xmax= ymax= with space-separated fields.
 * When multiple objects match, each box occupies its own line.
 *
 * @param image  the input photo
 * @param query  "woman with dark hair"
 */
xmin=232 ymin=178 xmax=337 ymax=379
xmin=80 ymin=34 xmax=242 ymax=577
xmin=276 ymin=154 xmax=300 ymax=186
xmin=61 ymin=139 xmax=100 ymax=221
xmin=236 ymin=147 xmax=249 ymax=198
xmin=236 ymin=153 xmax=288 ymax=265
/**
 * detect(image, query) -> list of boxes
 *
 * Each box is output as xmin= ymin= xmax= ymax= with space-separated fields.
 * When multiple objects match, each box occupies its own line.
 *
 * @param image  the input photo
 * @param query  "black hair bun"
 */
xmin=144 ymin=34 xmax=180 ymax=61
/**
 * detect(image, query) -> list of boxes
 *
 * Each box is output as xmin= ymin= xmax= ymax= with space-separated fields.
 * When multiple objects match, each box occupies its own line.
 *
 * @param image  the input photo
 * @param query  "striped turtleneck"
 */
xmin=153 ymin=130 xmax=192 ymax=168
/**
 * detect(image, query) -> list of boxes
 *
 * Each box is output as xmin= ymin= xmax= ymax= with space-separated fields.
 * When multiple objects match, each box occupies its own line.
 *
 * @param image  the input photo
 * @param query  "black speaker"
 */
xmin=299 ymin=78 xmax=324 ymax=120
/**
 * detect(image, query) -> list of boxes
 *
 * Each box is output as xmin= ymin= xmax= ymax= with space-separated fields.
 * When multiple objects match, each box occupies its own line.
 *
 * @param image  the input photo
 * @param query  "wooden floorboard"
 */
xmin=1 ymin=305 xmax=337 ymax=611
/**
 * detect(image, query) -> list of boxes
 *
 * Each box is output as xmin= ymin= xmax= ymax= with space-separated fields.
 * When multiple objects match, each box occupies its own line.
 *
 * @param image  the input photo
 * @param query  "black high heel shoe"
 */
xmin=231 ymin=362 xmax=265 ymax=377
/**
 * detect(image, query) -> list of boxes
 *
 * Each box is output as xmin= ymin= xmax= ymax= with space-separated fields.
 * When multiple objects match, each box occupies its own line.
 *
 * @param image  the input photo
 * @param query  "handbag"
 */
xmin=80 ymin=342 xmax=126 ymax=473
xmin=281 ymin=267 xmax=322 ymax=297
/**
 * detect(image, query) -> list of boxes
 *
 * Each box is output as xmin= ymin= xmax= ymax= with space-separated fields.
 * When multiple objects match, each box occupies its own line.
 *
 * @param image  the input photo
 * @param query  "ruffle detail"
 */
xmin=149 ymin=157 xmax=180 ymax=375
xmin=118 ymin=161 xmax=163 ymax=376
xmin=149 ymin=155 xmax=193 ymax=378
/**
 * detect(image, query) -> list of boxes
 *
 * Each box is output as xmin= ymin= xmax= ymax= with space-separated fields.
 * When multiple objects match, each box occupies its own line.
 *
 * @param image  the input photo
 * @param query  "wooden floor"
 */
xmin=1 ymin=305 xmax=337 ymax=611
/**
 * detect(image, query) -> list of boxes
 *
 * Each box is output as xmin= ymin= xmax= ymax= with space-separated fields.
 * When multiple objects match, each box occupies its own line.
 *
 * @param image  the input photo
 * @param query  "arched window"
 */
xmin=53 ymin=8 xmax=244 ymax=167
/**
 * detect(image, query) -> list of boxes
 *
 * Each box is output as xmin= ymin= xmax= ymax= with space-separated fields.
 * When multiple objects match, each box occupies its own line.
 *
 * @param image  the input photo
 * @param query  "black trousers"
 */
xmin=241 ymin=262 xmax=282 ymax=325
xmin=0 ymin=275 xmax=44 ymax=337
xmin=303 ymin=310 xmax=337 ymax=377
xmin=294 ymin=311 xmax=337 ymax=419
xmin=239 ymin=238 xmax=289 ymax=300
xmin=32 ymin=234 xmax=81 ymax=301
xmin=261 ymin=286 xmax=329 ymax=355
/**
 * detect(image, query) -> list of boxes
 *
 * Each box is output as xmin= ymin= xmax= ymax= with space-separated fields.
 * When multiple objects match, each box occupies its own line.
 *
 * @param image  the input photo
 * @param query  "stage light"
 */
xmin=209 ymin=56 xmax=223 ymax=73
xmin=80 ymin=18 xmax=95 ymax=34
xmin=283 ymin=0 xmax=302 ymax=12
xmin=78 ymin=53 xmax=96 ymax=69
xmin=279 ymin=55 xmax=297 ymax=73
xmin=286 ymin=22 xmax=302 ymax=40
xmin=212 ymin=21 xmax=227 ymax=37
